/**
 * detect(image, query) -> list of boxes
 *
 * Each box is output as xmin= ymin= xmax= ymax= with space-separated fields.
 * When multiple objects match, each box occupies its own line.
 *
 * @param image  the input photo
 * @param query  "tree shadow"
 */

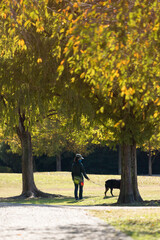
xmin=0 ymin=195 xmax=92 ymax=206
xmin=1 ymin=195 xmax=160 ymax=207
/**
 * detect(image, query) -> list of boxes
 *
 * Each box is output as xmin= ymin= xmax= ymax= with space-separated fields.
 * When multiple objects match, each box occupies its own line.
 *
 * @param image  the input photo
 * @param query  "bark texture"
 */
xmin=16 ymin=111 xmax=58 ymax=198
xmin=118 ymin=142 xmax=143 ymax=204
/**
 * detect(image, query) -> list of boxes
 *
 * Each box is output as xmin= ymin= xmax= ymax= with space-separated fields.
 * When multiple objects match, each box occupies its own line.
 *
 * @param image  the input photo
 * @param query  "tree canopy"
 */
xmin=56 ymin=0 xmax=160 ymax=203
xmin=58 ymin=0 xmax=160 ymax=145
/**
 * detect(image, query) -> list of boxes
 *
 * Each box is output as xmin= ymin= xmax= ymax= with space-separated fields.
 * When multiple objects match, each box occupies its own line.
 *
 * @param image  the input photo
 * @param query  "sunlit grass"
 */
xmin=0 ymin=172 xmax=160 ymax=206
xmin=91 ymin=208 xmax=160 ymax=240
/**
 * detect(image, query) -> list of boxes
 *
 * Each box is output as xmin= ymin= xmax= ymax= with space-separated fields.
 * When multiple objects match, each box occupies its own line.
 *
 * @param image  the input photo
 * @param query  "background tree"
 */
xmin=0 ymin=0 xmax=68 ymax=198
xmin=142 ymin=128 xmax=160 ymax=176
xmin=32 ymin=115 xmax=101 ymax=171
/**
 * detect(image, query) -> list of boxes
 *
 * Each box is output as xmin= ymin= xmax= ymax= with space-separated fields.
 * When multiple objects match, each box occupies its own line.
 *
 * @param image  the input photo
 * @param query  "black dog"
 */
xmin=104 ymin=179 xmax=121 ymax=197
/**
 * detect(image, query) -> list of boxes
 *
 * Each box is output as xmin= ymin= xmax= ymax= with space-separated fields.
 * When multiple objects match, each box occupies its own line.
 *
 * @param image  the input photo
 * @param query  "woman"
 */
xmin=71 ymin=154 xmax=90 ymax=200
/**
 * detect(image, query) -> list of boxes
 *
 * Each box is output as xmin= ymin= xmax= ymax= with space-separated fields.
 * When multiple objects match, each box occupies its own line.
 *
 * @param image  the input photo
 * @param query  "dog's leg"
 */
xmin=110 ymin=188 xmax=114 ymax=196
xmin=104 ymin=187 xmax=109 ymax=197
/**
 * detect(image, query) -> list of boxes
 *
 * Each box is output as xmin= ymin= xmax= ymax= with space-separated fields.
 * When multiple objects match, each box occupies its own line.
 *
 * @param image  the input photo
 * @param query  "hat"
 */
xmin=76 ymin=154 xmax=84 ymax=160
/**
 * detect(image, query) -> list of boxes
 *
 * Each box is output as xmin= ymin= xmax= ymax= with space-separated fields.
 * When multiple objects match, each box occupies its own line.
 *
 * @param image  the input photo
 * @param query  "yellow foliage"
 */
xmin=68 ymin=14 xmax=73 ymax=21
xmin=99 ymin=25 xmax=104 ymax=34
xmin=99 ymin=106 xmax=104 ymax=113
xmin=154 ymin=112 xmax=158 ymax=118
xmin=128 ymin=87 xmax=135 ymax=95
xmin=154 ymin=98 xmax=159 ymax=104
xmin=153 ymin=23 xmax=159 ymax=31
xmin=121 ymin=85 xmax=127 ymax=92
xmin=73 ymin=46 xmax=78 ymax=54
xmin=121 ymin=86 xmax=135 ymax=97
xmin=2 ymin=13 xmax=7 ymax=19
xmin=71 ymin=77 xmax=75 ymax=83
xmin=37 ymin=58 xmax=42 ymax=63
xmin=74 ymin=41 xmax=80 ymax=46
xmin=115 ymin=45 xmax=119 ymax=50
xmin=60 ymin=59 xmax=65 ymax=65
xmin=73 ymin=3 xmax=78 ymax=8
xmin=114 ymin=121 xmax=120 ymax=128
xmin=18 ymin=39 xmax=25 ymax=47
xmin=36 ymin=26 xmax=44 ymax=32
xmin=63 ymin=47 xmax=68 ymax=54
xmin=80 ymin=72 xmax=85 ymax=78
xmin=66 ymin=27 xmax=74 ymax=36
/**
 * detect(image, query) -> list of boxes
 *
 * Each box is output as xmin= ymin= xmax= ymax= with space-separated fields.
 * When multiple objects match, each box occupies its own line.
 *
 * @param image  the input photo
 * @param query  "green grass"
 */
xmin=91 ymin=208 xmax=160 ymax=240
xmin=1 ymin=172 xmax=160 ymax=239
xmin=1 ymin=172 xmax=160 ymax=205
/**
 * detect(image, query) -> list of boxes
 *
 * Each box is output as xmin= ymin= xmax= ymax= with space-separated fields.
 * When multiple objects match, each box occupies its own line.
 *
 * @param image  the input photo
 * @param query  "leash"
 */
xmin=90 ymin=180 xmax=104 ymax=187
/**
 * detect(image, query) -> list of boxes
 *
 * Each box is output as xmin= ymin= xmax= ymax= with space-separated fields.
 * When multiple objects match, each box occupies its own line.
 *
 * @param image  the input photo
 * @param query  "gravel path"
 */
xmin=0 ymin=203 xmax=132 ymax=240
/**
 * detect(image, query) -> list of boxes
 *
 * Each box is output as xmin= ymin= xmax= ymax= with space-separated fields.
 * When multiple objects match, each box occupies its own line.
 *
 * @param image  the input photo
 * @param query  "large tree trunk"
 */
xmin=118 ymin=143 xmax=134 ymax=203
xmin=16 ymin=111 xmax=58 ymax=199
xmin=118 ymin=142 xmax=143 ymax=204
xmin=56 ymin=154 xmax=61 ymax=171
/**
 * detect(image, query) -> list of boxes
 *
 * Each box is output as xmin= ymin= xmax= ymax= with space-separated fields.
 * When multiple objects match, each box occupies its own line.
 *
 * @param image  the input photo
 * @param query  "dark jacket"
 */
xmin=71 ymin=161 xmax=89 ymax=182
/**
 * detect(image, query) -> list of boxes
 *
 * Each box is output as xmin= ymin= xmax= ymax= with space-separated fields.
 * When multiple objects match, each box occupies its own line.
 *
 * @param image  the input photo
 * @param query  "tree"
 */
xmin=32 ymin=115 xmax=99 ymax=171
xmin=58 ymin=0 xmax=160 ymax=203
xmin=0 ymin=141 xmax=21 ymax=172
xmin=0 ymin=0 xmax=67 ymax=198
xmin=0 ymin=0 xmax=101 ymax=196
xmin=142 ymin=127 xmax=160 ymax=176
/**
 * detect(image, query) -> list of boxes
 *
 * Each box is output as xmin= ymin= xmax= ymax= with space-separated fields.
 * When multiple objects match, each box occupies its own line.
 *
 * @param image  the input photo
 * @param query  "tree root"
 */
xmin=1 ymin=190 xmax=63 ymax=200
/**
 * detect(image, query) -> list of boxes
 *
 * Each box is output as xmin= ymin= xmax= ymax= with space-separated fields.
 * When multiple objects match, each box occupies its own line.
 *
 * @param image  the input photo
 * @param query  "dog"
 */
xmin=104 ymin=179 xmax=121 ymax=197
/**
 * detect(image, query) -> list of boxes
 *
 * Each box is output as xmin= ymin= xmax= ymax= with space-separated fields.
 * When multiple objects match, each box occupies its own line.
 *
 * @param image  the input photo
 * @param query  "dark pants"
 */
xmin=74 ymin=183 xmax=83 ymax=200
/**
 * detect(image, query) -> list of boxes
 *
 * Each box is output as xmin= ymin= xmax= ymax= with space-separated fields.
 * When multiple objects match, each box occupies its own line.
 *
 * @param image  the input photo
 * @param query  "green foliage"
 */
xmin=31 ymin=115 xmax=101 ymax=157
xmin=1 ymin=0 xmax=160 ymax=159
xmin=0 ymin=142 xmax=21 ymax=172
xmin=0 ymin=0 xmax=65 ymax=135
xmin=59 ymin=0 xmax=160 ymax=145
xmin=0 ymin=166 xmax=12 ymax=173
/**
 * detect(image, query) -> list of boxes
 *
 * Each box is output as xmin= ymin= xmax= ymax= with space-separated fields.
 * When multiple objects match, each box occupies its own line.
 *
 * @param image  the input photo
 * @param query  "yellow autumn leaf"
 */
xmin=73 ymin=3 xmax=78 ymax=8
xmin=18 ymin=39 xmax=25 ymax=47
xmin=154 ymin=112 xmax=158 ymax=118
xmin=154 ymin=98 xmax=159 ymax=104
xmin=71 ymin=77 xmax=75 ymax=83
xmin=121 ymin=86 xmax=127 ymax=92
xmin=128 ymin=87 xmax=135 ymax=95
xmin=114 ymin=122 xmax=120 ymax=127
xmin=37 ymin=58 xmax=42 ymax=63
xmin=63 ymin=47 xmax=68 ymax=54
xmin=60 ymin=59 xmax=65 ymax=65
xmin=68 ymin=14 xmax=73 ymax=21
xmin=37 ymin=26 xmax=44 ymax=32
xmin=100 ymin=106 xmax=104 ymax=113
xmin=80 ymin=72 xmax=85 ymax=78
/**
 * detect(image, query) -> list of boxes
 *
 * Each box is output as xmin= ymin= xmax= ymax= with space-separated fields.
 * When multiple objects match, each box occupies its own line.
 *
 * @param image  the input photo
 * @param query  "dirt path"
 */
xmin=0 ymin=203 xmax=132 ymax=240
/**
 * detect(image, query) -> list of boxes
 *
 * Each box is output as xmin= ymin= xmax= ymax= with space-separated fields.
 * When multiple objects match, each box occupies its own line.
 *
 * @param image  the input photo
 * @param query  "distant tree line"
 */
xmin=1 ymin=142 xmax=160 ymax=176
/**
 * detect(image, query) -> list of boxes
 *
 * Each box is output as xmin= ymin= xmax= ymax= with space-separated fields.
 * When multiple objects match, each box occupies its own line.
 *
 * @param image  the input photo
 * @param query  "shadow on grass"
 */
xmin=1 ymin=195 xmax=160 ymax=207
xmin=0 ymin=195 xmax=93 ymax=206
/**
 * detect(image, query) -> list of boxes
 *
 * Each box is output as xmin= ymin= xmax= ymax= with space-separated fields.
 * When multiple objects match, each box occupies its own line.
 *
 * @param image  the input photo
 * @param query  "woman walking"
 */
xmin=71 ymin=154 xmax=90 ymax=200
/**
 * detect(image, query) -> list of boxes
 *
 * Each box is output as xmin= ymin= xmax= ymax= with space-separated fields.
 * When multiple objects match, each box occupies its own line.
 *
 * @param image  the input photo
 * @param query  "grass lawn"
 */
xmin=91 ymin=208 xmax=160 ymax=240
xmin=0 ymin=172 xmax=160 ymax=239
